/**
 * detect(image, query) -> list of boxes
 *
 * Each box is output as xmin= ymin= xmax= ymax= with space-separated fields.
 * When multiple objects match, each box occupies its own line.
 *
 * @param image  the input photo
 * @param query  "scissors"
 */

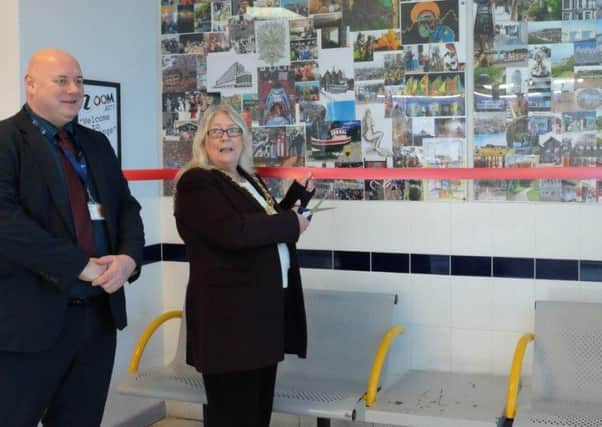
xmin=297 ymin=190 xmax=336 ymax=220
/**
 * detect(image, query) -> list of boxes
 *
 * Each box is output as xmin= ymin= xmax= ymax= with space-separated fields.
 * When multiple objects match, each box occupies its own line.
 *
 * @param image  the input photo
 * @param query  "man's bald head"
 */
xmin=26 ymin=48 xmax=81 ymax=76
xmin=25 ymin=48 xmax=84 ymax=127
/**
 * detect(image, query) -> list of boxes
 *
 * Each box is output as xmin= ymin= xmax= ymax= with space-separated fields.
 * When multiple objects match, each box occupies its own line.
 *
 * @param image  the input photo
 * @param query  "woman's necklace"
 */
xmin=218 ymin=168 xmax=244 ymax=183
xmin=247 ymin=174 xmax=278 ymax=215
xmin=216 ymin=168 xmax=277 ymax=215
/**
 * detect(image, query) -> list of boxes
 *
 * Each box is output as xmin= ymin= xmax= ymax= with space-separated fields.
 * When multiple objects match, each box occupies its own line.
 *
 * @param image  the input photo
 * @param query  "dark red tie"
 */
xmin=56 ymin=130 xmax=96 ymax=257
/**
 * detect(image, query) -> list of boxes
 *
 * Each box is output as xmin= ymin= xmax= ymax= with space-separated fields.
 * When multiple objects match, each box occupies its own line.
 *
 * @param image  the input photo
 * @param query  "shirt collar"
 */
xmin=25 ymin=104 xmax=76 ymax=140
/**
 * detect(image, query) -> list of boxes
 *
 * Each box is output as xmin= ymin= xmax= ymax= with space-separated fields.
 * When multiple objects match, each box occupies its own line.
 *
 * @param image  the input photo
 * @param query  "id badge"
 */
xmin=88 ymin=202 xmax=105 ymax=221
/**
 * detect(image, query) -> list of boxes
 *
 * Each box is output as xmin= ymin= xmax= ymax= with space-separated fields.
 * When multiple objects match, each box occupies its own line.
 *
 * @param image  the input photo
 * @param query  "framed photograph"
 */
xmin=78 ymin=80 xmax=122 ymax=162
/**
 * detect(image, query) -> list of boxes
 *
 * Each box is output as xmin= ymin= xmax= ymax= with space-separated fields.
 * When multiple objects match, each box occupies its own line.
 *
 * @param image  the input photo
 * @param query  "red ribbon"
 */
xmin=124 ymin=168 xmax=179 ymax=181
xmin=123 ymin=167 xmax=602 ymax=181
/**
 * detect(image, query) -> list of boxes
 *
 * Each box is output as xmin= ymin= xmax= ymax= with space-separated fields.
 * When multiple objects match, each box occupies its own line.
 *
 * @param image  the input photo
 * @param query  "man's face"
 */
xmin=26 ymin=54 xmax=84 ymax=127
xmin=417 ymin=11 xmax=436 ymax=38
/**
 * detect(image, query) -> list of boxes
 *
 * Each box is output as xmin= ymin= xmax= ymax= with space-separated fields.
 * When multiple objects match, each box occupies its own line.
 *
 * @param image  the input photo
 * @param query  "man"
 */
xmin=0 ymin=48 xmax=145 ymax=426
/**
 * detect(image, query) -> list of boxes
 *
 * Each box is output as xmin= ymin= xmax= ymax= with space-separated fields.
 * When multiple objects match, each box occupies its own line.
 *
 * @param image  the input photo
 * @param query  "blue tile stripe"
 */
xmin=580 ymin=260 xmax=602 ymax=282
xmin=493 ymin=257 xmax=534 ymax=279
xmin=333 ymin=250 xmax=370 ymax=271
xmin=411 ymin=254 xmax=449 ymax=275
xmin=297 ymin=249 xmax=332 ymax=269
xmin=536 ymin=259 xmax=579 ymax=281
xmin=142 ymin=244 xmax=602 ymax=282
xmin=451 ymin=256 xmax=491 ymax=277
xmin=372 ymin=252 xmax=409 ymax=273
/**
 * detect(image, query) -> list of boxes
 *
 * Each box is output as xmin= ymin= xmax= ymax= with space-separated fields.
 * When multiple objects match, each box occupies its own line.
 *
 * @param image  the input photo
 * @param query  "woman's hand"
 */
xmin=294 ymin=209 xmax=311 ymax=234
xmin=297 ymin=171 xmax=314 ymax=192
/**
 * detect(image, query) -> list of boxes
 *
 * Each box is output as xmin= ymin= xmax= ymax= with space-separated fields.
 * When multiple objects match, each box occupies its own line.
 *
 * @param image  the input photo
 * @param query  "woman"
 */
xmin=174 ymin=104 xmax=313 ymax=427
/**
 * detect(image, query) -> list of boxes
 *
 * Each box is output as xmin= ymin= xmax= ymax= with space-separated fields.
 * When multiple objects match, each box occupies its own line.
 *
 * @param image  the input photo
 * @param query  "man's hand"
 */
xmin=78 ymin=259 xmax=107 ymax=282
xmin=91 ymin=255 xmax=137 ymax=294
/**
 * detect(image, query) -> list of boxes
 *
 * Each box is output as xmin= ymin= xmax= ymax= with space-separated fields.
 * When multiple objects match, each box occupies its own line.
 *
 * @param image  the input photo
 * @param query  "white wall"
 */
xmin=0 ymin=0 xmax=20 ymax=118
xmin=18 ymin=0 xmax=161 ymax=171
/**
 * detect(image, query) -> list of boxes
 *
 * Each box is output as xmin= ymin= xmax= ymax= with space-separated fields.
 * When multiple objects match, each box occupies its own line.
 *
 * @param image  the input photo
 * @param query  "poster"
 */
xmin=78 ymin=80 xmax=121 ymax=161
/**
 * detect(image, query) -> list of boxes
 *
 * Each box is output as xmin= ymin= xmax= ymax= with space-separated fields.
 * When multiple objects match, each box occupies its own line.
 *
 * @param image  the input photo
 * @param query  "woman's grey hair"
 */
xmin=175 ymin=104 xmax=254 ymax=183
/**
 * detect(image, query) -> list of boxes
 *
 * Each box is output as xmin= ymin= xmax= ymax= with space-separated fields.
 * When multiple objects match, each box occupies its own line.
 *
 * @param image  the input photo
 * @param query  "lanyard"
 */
xmin=55 ymin=140 xmax=97 ymax=204
xmin=30 ymin=117 xmax=96 ymax=203
xmin=55 ymin=143 xmax=90 ymax=186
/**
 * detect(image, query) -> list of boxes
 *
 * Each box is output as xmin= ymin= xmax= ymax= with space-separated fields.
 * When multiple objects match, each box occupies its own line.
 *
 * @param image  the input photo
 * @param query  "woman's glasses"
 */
xmin=207 ymin=127 xmax=243 ymax=138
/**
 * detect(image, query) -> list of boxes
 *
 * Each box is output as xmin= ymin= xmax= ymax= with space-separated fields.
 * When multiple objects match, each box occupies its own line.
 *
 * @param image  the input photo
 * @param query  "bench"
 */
xmin=503 ymin=301 xmax=602 ymax=427
xmin=117 ymin=288 xmax=403 ymax=425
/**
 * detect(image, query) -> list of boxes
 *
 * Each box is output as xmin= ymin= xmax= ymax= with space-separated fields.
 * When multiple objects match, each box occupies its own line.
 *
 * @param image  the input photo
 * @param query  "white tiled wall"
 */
xmin=491 ymin=330 xmax=534 ymax=376
xmin=490 ymin=204 xmax=536 ymax=257
xmin=410 ymin=275 xmax=450 ymax=327
xmin=451 ymin=329 xmax=492 ymax=373
xmin=490 ymin=278 xmax=535 ymax=332
xmin=451 ymin=276 xmax=493 ymax=330
xmin=161 ymin=262 xmax=189 ymax=364
xmin=451 ymin=203 xmax=493 ymax=255
xmin=535 ymin=279 xmax=581 ymax=301
xmin=408 ymin=325 xmax=451 ymax=371
xmin=578 ymin=205 xmax=602 ymax=260
xmin=406 ymin=202 xmax=452 ymax=254
xmin=533 ymin=204 xmax=581 ymax=259
xmin=162 ymin=197 xmax=184 ymax=244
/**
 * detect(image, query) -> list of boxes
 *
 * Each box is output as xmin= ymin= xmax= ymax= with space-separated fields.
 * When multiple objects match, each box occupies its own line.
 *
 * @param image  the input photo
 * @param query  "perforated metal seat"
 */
xmin=118 ymin=289 xmax=401 ymax=425
xmin=118 ymin=309 xmax=208 ymax=404
xmin=506 ymin=301 xmax=602 ymax=427
xmin=274 ymin=289 xmax=399 ymax=421
xmin=515 ymin=400 xmax=602 ymax=427
xmin=355 ymin=370 xmax=509 ymax=426
xmin=122 ymin=363 xmax=207 ymax=403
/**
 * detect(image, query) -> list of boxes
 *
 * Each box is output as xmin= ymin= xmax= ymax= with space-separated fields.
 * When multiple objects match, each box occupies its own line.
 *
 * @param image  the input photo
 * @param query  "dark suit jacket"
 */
xmin=174 ymin=167 xmax=310 ymax=374
xmin=0 ymin=106 xmax=145 ymax=352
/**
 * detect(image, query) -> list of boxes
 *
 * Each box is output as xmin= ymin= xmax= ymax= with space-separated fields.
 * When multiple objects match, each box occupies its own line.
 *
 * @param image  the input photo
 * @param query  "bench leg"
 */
xmin=317 ymin=418 xmax=330 ymax=427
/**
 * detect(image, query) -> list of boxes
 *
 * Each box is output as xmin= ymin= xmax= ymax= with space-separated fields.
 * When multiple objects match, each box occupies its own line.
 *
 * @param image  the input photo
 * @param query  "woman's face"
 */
xmin=204 ymin=111 xmax=244 ymax=174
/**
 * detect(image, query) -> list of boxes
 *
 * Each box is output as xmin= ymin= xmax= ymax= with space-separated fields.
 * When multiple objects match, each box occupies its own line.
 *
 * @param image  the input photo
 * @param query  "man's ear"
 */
xmin=24 ymin=74 xmax=35 ymax=91
xmin=24 ymin=75 xmax=36 ymax=98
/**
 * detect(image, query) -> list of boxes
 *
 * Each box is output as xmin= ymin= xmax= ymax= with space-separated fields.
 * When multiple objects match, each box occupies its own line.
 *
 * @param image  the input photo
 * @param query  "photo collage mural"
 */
xmin=161 ymin=0 xmax=602 ymax=203
xmin=473 ymin=0 xmax=602 ymax=202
